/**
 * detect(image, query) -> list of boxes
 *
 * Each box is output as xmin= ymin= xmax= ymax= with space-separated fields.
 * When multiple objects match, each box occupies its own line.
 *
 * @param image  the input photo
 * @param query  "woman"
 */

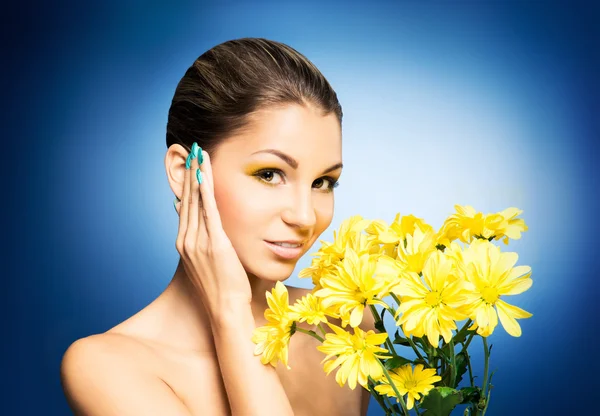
xmin=60 ymin=37 xmax=375 ymax=416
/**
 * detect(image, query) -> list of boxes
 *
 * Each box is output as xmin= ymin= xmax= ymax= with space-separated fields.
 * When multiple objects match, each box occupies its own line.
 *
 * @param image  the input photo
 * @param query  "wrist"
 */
xmin=209 ymin=300 xmax=255 ymax=334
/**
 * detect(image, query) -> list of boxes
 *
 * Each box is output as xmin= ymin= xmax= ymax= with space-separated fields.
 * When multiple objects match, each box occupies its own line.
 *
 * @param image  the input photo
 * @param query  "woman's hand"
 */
xmin=174 ymin=143 xmax=252 ymax=321
xmin=174 ymin=144 xmax=294 ymax=416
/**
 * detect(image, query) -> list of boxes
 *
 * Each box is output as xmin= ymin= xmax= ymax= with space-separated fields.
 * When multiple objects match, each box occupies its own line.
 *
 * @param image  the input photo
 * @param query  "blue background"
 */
xmin=4 ymin=1 xmax=598 ymax=415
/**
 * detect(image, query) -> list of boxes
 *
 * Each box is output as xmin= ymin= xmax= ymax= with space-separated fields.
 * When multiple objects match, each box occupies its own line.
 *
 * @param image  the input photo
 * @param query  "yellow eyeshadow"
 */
xmin=243 ymin=164 xmax=269 ymax=175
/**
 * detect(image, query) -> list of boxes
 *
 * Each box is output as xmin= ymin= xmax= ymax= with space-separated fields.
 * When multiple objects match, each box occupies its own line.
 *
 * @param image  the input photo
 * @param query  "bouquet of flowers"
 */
xmin=252 ymin=205 xmax=531 ymax=415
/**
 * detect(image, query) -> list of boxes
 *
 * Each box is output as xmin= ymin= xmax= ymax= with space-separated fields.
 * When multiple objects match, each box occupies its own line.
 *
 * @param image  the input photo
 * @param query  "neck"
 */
xmin=149 ymin=258 xmax=279 ymax=353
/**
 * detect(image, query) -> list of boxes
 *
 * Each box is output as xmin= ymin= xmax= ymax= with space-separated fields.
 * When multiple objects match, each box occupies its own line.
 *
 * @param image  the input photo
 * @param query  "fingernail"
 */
xmin=186 ymin=143 xmax=199 ymax=170
xmin=173 ymin=198 xmax=178 ymax=212
xmin=185 ymin=152 xmax=193 ymax=170
xmin=198 ymin=147 xmax=204 ymax=165
xmin=196 ymin=168 xmax=203 ymax=184
xmin=191 ymin=142 xmax=199 ymax=159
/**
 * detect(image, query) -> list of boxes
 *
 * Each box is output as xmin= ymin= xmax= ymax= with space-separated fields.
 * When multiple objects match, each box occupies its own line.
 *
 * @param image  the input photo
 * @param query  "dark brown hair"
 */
xmin=165 ymin=38 xmax=343 ymax=155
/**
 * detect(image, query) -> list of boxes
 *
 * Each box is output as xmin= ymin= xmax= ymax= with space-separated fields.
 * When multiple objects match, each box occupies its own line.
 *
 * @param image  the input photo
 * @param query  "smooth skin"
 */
xmin=60 ymin=103 xmax=376 ymax=415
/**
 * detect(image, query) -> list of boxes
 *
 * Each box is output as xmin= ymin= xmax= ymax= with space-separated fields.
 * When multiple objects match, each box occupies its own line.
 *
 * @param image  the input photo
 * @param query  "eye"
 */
xmin=254 ymin=169 xmax=284 ymax=186
xmin=313 ymin=176 xmax=340 ymax=193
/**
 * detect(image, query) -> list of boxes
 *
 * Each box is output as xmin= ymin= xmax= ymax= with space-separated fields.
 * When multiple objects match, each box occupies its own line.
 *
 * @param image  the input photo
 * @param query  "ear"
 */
xmin=165 ymin=144 xmax=188 ymax=200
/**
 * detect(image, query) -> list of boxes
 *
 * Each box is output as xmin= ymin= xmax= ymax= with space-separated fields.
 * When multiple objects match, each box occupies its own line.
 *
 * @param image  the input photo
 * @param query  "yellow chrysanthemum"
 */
xmin=365 ymin=214 xmax=435 ymax=258
xmin=298 ymin=252 xmax=338 ymax=290
xmin=364 ymin=219 xmax=396 ymax=256
xmin=264 ymin=281 xmax=295 ymax=326
xmin=317 ymin=323 xmax=392 ymax=390
xmin=393 ymin=251 xmax=467 ymax=346
xmin=456 ymin=239 xmax=533 ymax=337
xmin=290 ymin=293 xmax=337 ymax=326
xmin=252 ymin=324 xmax=292 ymax=369
xmin=374 ymin=364 xmax=441 ymax=410
xmin=320 ymin=215 xmax=374 ymax=262
xmin=437 ymin=205 xmax=528 ymax=246
xmin=252 ymin=281 xmax=297 ymax=369
xmin=493 ymin=207 xmax=528 ymax=244
xmin=314 ymin=248 xmax=395 ymax=328
xmin=437 ymin=205 xmax=491 ymax=245
xmin=299 ymin=216 xmax=376 ymax=289
xmin=396 ymin=226 xmax=438 ymax=275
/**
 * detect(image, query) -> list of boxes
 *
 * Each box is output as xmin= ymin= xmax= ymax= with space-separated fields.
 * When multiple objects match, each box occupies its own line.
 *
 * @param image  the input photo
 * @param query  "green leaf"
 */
xmin=393 ymin=331 xmax=411 ymax=346
xmin=413 ymin=336 xmax=428 ymax=350
xmin=452 ymin=328 xmax=473 ymax=344
xmin=367 ymin=376 xmax=394 ymax=413
xmin=459 ymin=387 xmax=482 ymax=404
xmin=420 ymin=387 xmax=463 ymax=416
xmin=374 ymin=319 xmax=386 ymax=333
xmin=454 ymin=352 xmax=469 ymax=386
xmin=384 ymin=356 xmax=413 ymax=370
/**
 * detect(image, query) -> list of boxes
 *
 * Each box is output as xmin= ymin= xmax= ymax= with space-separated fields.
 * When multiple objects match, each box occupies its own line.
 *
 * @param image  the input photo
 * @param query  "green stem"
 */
xmin=390 ymin=292 xmax=402 ymax=308
xmin=367 ymin=378 xmax=394 ymax=415
xmin=440 ymin=355 xmax=446 ymax=375
xmin=407 ymin=337 xmax=426 ymax=362
xmin=294 ymin=327 xmax=324 ymax=343
xmin=482 ymin=337 xmax=490 ymax=397
xmin=482 ymin=388 xmax=492 ymax=416
xmin=381 ymin=394 xmax=397 ymax=415
xmin=414 ymin=400 xmax=422 ymax=415
xmin=317 ymin=323 xmax=327 ymax=338
xmin=463 ymin=332 xmax=475 ymax=351
xmin=458 ymin=318 xmax=473 ymax=334
xmin=464 ymin=350 xmax=475 ymax=388
xmin=482 ymin=370 xmax=495 ymax=416
xmin=449 ymin=339 xmax=457 ymax=387
xmin=369 ymin=304 xmax=397 ymax=356
xmin=376 ymin=358 xmax=410 ymax=416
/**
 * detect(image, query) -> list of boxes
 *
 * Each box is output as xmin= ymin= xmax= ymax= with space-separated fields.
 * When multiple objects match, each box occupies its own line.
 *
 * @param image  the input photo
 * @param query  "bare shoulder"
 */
xmin=60 ymin=333 xmax=191 ymax=416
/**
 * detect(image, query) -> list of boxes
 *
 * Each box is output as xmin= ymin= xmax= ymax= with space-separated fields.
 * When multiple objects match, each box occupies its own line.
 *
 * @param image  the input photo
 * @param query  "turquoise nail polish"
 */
xmin=185 ymin=153 xmax=193 ymax=170
xmin=173 ymin=198 xmax=178 ymax=212
xmin=196 ymin=168 xmax=203 ymax=184
xmin=198 ymin=147 xmax=204 ymax=165
xmin=191 ymin=142 xmax=199 ymax=159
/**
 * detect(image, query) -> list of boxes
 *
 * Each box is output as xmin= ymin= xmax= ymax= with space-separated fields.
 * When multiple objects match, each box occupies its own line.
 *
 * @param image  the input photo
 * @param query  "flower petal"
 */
xmin=495 ymin=300 xmax=532 ymax=336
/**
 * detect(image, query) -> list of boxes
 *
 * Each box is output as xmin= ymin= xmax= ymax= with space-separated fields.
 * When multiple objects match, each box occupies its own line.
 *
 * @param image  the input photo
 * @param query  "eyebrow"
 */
xmin=251 ymin=149 xmax=343 ymax=175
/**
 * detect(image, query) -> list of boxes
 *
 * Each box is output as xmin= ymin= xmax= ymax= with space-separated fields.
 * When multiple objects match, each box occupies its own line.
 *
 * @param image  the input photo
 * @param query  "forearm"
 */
xmin=210 ymin=304 xmax=294 ymax=416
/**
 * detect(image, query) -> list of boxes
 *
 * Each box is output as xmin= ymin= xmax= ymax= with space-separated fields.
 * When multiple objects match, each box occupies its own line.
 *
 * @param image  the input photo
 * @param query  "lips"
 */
xmin=266 ymin=240 xmax=306 ymax=246
xmin=264 ymin=240 xmax=305 ymax=260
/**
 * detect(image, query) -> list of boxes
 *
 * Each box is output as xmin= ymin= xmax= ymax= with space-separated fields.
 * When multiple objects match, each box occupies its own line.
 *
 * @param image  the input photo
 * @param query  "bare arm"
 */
xmin=60 ymin=337 xmax=192 ymax=416
xmin=173 ymin=149 xmax=294 ymax=414
xmin=211 ymin=304 xmax=294 ymax=416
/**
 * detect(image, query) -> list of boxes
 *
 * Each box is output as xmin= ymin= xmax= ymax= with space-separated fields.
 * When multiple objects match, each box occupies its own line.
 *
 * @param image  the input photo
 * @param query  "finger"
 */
xmin=187 ymin=145 xmax=200 ymax=247
xmin=196 ymin=150 xmax=208 ymax=245
xmin=176 ymin=150 xmax=192 ymax=251
xmin=198 ymin=150 xmax=225 ymax=241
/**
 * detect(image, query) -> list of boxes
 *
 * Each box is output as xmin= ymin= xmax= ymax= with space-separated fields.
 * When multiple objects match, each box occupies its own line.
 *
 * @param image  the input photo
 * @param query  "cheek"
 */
xmin=213 ymin=178 xmax=266 ymax=238
xmin=314 ymin=196 xmax=335 ymax=233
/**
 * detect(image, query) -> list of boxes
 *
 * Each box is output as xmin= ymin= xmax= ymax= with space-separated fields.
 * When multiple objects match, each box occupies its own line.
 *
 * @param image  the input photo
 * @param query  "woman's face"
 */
xmin=211 ymin=103 xmax=342 ymax=282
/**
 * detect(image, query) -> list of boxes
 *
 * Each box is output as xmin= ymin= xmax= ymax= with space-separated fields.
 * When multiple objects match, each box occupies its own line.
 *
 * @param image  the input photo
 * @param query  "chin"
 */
xmin=248 ymin=260 xmax=296 ymax=282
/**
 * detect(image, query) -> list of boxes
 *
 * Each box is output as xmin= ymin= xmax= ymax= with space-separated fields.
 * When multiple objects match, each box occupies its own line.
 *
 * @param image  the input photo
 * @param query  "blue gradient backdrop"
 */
xmin=4 ymin=1 xmax=598 ymax=415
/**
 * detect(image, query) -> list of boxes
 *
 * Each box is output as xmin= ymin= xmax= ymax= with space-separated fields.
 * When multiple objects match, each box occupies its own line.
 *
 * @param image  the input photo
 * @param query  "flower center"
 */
xmin=403 ymin=378 xmax=418 ymax=389
xmin=481 ymin=286 xmax=499 ymax=304
xmin=424 ymin=290 xmax=442 ymax=307
xmin=352 ymin=336 xmax=367 ymax=352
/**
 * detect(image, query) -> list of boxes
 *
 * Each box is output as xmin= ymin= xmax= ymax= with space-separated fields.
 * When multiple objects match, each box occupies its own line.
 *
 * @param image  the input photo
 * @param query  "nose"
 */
xmin=281 ymin=189 xmax=317 ymax=230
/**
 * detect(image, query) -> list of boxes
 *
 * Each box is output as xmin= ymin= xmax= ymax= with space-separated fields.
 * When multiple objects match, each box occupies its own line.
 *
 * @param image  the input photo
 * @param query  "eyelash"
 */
xmin=253 ymin=168 xmax=340 ymax=192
